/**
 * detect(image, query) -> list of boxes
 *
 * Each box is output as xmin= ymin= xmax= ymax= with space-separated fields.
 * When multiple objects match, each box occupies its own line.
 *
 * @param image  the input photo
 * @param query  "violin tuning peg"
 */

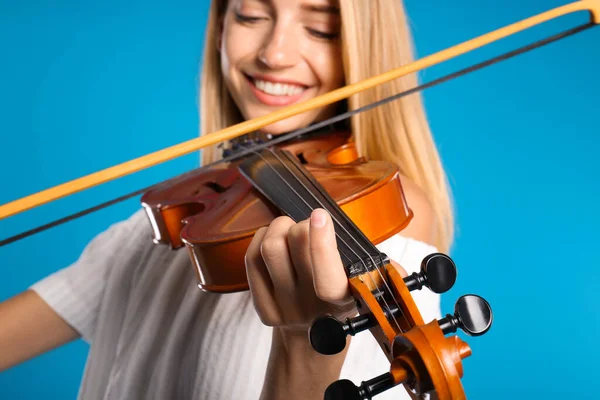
xmin=324 ymin=379 xmax=364 ymax=400
xmin=324 ymin=373 xmax=396 ymax=400
xmin=309 ymin=315 xmax=349 ymax=355
xmin=404 ymin=253 xmax=457 ymax=294
xmin=309 ymin=313 xmax=377 ymax=355
xmin=438 ymin=294 xmax=493 ymax=336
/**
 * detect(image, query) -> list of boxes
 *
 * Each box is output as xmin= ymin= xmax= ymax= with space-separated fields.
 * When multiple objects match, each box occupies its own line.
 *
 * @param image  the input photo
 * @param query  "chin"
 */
xmin=244 ymin=109 xmax=322 ymax=137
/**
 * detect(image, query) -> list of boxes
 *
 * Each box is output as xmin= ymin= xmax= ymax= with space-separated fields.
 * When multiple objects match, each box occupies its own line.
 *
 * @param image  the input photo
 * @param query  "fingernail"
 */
xmin=311 ymin=209 xmax=327 ymax=228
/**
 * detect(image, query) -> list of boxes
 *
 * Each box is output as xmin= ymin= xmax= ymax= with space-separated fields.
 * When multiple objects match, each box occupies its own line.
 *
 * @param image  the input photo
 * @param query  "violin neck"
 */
xmin=238 ymin=148 xmax=388 ymax=278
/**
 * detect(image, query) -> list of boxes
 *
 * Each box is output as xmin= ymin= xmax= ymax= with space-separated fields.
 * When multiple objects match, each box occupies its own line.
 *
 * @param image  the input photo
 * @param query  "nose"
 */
xmin=258 ymin=24 xmax=300 ymax=69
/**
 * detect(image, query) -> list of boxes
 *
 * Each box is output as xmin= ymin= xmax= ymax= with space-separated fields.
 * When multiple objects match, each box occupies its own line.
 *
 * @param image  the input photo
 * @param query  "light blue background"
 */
xmin=1 ymin=0 xmax=598 ymax=398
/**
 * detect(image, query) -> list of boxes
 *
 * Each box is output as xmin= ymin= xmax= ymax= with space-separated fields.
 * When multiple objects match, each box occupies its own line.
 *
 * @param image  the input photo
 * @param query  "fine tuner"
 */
xmin=309 ymin=253 xmax=493 ymax=399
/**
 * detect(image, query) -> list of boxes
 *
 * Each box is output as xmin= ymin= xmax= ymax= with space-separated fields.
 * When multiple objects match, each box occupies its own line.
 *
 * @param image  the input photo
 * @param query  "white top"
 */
xmin=30 ymin=209 xmax=442 ymax=400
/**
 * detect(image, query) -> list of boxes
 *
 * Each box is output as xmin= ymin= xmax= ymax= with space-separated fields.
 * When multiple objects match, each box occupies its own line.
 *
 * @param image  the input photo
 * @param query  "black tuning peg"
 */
xmin=324 ymin=373 xmax=396 ymax=400
xmin=403 ymin=253 xmax=457 ymax=294
xmin=309 ymin=313 xmax=375 ymax=355
xmin=309 ymin=305 xmax=399 ymax=355
xmin=324 ymin=380 xmax=363 ymax=400
xmin=309 ymin=315 xmax=353 ymax=355
xmin=438 ymin=294 xmax=493 ymax=336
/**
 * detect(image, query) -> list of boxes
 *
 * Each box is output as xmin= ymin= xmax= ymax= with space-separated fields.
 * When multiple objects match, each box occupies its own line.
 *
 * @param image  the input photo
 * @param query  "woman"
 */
xmin=0 ymin=0 xmax=454 ymax=399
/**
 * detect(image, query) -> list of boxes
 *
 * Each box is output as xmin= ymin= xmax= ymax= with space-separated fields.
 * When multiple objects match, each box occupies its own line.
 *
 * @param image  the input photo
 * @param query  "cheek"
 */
xmin=221 ymin=32 xmax=242 ymax=76
xmin=221 ymin=25 xmax=260 ymax=81
xmin=312 ymin=47 xmax=345 ymax=90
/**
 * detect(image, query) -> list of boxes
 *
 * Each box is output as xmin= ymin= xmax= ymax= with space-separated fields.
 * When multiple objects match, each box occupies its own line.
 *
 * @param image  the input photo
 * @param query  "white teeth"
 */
xmin=254 ymin=79 xmax=304 ymax=96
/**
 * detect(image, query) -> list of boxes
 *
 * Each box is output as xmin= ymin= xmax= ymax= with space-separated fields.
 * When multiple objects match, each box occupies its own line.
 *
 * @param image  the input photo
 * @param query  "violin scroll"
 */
xmin=312 ymin=253 xmax=493 ymax=400
xmin=309 ymin=253 xmax=458 ymax=355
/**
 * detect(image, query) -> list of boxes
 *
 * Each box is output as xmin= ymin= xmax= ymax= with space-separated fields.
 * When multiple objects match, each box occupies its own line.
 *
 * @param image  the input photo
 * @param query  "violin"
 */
xmin=1 ymin=1 xmax=599 ymax=398
xmin=141 ymin=129 xmax=411 ymax=293
xmin=140 ymin=125 xmax=492 ymax=398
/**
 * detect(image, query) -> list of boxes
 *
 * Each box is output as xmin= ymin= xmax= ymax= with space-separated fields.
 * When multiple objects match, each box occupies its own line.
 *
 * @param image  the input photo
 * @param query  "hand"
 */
xmin=246 ymin=208 xmax=410 ymax=400
xmin=245 ymin=208 xmax=407 ymax=333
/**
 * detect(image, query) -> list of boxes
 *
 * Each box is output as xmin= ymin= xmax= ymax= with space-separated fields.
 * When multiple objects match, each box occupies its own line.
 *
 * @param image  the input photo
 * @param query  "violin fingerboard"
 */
xmin=238 ymin=148 xmax=387 ymax=277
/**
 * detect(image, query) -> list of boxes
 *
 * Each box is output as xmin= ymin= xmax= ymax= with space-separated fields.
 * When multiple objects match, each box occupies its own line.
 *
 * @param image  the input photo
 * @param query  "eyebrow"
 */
xmin=252 ymin=0 xmax=340 ymax=16
xmin=301 ymin=3 xmax=340 ymax=15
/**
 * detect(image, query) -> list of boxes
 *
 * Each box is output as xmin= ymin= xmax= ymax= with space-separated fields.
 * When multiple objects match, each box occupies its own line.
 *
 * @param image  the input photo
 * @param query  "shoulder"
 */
xmin=81 ymin=208 xmax=150 ymax=254
xmin=398 ymin=174 xmax=436 ymax=246
xmin=27 ymin=209 xmax=153 ymax=343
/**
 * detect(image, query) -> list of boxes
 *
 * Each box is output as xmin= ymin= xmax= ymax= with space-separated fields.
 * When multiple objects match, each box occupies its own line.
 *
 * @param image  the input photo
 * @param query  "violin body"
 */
xmin=141 ymin=130 xmax=413 ymax=293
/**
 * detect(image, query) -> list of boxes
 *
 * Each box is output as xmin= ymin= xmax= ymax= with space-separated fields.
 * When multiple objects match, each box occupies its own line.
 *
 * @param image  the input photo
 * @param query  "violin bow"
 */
xmin=0 ymin=0 xmax=598 ymax=240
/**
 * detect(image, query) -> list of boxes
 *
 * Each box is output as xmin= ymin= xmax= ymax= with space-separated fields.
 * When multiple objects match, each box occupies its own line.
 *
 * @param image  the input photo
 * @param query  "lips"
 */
xmin=244 ymin=73 xmax=309 ymax=106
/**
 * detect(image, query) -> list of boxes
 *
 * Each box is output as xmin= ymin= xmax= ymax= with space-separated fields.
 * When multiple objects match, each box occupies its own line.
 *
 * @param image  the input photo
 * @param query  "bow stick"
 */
xmin=0 ymin=0 xmax=598 ymax=234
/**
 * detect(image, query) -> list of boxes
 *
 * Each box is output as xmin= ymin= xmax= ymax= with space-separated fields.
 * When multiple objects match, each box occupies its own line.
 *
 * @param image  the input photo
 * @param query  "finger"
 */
xmin=259 ymin=216 xmax=298 ymax=296
xmin=308 ymin=208 xmax=351 ymax=305
xmin=245 ymin=226 xmax=281 ymax=326
xmin=286 ymin=219 xmax=314 ymax=288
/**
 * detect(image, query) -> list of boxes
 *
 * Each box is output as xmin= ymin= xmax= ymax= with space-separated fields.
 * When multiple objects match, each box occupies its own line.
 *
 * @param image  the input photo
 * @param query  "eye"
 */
xmin=306 ymin=28 xmax=339 ymax=41
xmin=234 ymin=11 xmax=266 ymax=24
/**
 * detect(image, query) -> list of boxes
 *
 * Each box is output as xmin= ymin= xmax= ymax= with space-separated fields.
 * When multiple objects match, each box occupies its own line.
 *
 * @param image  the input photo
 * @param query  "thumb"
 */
xmin=309 ymin=208 xmax=350 ymax=305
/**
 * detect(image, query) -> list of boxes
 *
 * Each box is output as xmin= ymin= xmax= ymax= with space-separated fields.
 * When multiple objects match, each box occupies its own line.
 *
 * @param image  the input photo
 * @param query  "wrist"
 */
xmin=274 ymin=327 xmax=348 ymax=377
xmin=276 ymin=328 xmax=321 ymax=359
xmin=260 ymin=328 xmax=350 ymax=400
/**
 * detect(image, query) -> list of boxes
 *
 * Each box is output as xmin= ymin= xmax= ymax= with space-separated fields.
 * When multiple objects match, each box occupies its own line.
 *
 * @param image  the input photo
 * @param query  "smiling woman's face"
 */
xmin=219 ymin=0 xmax=345 ymax=135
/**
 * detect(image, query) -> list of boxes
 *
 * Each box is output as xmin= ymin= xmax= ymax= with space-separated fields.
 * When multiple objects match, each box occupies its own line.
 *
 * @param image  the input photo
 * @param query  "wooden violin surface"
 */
xmin=141 ymin=130 xmax=412 ymax=292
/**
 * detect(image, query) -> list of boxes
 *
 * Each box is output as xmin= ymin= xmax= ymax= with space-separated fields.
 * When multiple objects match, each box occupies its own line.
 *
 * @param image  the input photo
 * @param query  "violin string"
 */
xmin=251 ymin=148 xmax=406 ymax=332
xmin=0 ymin=21 xmax=593 ymax=248
xmin=267 ymin=149 xmax=411 ymax=333
xmin=251 ymin=148 xmax=407 ymax=333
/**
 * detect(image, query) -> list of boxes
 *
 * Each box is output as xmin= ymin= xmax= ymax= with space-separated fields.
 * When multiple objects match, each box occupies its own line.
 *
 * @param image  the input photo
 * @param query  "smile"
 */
xmin=244 ymin=73 xmax=308 ymax=106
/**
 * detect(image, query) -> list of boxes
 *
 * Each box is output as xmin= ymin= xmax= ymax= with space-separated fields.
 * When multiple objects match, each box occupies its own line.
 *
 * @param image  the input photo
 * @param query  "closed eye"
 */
xmin=234 ymin=11 xmax=266 ymax=23
xmin=306 ymin=28 xmax=339 ymax=40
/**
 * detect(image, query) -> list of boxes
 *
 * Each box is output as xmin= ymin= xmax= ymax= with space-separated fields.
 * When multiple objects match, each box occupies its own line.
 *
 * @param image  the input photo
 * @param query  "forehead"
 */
xmin=235 ymin=0 xmax=340 ymax=14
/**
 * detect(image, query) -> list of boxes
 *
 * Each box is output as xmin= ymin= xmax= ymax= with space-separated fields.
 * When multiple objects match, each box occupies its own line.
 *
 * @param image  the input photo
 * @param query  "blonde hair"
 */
xmin=198 ymin=0 xmax=455 ymax=253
